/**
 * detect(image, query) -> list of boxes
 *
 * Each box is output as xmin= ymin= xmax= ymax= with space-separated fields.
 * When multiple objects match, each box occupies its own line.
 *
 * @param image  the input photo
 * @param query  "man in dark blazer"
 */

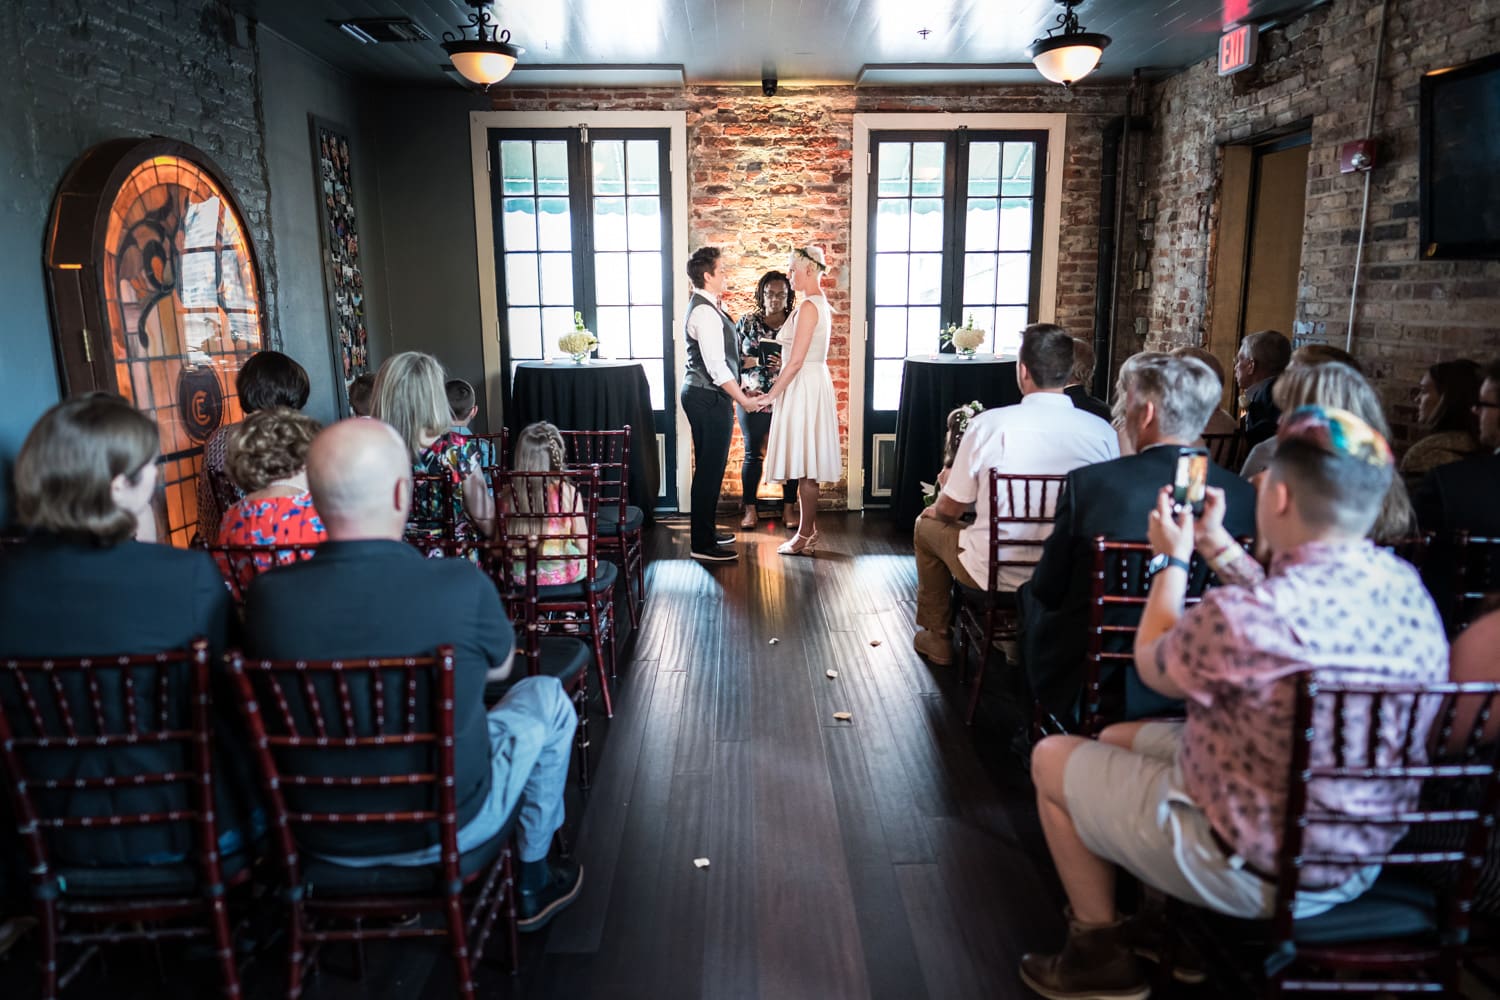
xmin=1020 ymin=352 xmax=1257 ymax=725
xmin=244 ymin=418 xmax=582 ymax=931
xmin=1234 ymin=329 xmax=1291 ymax=446
xmin=1412 ymin=360 xmax=1500 ymax=626
xmin=1064 ymin=335 xmax=1113 ymax=424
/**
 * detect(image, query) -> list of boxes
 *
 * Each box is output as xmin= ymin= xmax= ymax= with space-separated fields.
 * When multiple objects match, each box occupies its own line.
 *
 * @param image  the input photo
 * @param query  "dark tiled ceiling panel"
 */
xmin=242 ymin=0 xmax=1316 ymax=87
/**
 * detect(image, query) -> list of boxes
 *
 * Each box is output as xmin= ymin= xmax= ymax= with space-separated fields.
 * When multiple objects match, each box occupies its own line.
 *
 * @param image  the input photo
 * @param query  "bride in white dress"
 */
xmin=758 ymin=245 xmax=842 ymax=555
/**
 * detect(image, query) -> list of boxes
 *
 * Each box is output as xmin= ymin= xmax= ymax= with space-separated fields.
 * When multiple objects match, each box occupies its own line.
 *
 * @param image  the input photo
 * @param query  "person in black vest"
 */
xmin=1019 ymin=352 xmax=1258 ymax=725
xmin=680 ymin=247 xmax=766 ymax=562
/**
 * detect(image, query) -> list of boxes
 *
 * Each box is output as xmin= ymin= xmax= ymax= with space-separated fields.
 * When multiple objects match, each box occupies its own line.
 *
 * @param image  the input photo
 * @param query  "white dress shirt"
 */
xmin=686 ymin=294 xmax=735 ymax=387
xmin=942 ymin=392 xmax=1119 ymax=590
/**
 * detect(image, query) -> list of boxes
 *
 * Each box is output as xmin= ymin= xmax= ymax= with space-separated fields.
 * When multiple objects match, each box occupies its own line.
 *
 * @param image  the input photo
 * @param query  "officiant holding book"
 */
xmin=736 ymin=270 xmax=799 ymax=528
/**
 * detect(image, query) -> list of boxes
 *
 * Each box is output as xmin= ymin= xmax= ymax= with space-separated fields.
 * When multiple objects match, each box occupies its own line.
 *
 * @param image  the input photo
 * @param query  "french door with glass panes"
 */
xmin=863 ymin=130 xmax=1047 ymax=505
xmin=488 ymin=128 xmax=676 ymax=506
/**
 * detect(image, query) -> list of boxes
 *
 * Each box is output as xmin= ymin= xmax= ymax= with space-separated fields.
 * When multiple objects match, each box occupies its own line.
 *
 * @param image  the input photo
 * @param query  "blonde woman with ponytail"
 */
xmin=503 ymin=422 xmax=586 ymax=585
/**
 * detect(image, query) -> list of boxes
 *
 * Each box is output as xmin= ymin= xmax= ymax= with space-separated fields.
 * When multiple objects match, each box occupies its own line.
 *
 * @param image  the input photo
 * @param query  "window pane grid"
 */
xmin=501 ymin=140 xmax=572 ymax=362
xmin=959 ymin=140 xmax=1037 ymax=355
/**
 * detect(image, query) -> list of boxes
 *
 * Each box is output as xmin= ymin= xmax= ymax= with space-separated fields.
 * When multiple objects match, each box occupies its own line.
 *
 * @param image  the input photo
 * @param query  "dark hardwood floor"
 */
xmin=3 ymin=513 xmax=1088 ymax=999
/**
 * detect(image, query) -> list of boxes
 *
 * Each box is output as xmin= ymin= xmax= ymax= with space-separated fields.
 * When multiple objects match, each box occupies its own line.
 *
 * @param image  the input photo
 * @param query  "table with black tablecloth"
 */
xmin=508 ymin=360 xmax=660 ymax=520
xmin=890 ymin=354 xmax=1021 ymax=523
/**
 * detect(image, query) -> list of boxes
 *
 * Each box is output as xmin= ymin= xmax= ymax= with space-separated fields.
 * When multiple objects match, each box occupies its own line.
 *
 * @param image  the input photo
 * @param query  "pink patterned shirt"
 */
xmin=1158 ymin=540 xmax=1447 ymax=888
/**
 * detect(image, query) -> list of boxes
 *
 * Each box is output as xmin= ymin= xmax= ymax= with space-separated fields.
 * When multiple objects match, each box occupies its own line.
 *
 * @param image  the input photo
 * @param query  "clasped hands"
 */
xmin=1147 ymin=484 xmax=1235 ymax=564
xmin=743 ymin=389 xmax=773 ymax=412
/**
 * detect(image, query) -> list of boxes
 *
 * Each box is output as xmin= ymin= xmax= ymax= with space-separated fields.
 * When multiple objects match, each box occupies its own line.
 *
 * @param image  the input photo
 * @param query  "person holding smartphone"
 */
xmin=735 ymin=270 xmax=799 ymax=528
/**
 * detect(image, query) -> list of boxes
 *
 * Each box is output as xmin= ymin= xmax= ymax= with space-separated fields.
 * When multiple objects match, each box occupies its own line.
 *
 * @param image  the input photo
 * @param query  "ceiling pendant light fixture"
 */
xmin=1027 ymin=0 xmax=1111 ymax=87
xmin=442 ymin=0 xmax=524 ymax=88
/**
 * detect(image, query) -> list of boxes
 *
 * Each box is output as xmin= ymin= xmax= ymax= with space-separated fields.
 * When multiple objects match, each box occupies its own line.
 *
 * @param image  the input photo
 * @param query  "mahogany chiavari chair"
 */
xmin=225 ymin=645 xmax=518 ymax=999
xmin=490 ymin=467 xmax=618 ymax=718
xmin=1202 ymin=431 xmax=1247 ymax=474
xmin=953 ymin=471 xmax=1068 ymax=726
xmin=1175 ymin=677 xmax=1500 ymax=996
xmin=485 ymin=535 xmax=594 ymax=788
xmin=0 ymin=639 xmax=244 ymax=999
xmin=206 ymin=542 xmax=321 ymax=609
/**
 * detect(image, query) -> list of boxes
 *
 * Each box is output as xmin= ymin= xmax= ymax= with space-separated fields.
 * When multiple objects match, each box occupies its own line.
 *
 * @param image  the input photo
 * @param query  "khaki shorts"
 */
xmin=1063 ymin=722 xmax=1378 ymax=920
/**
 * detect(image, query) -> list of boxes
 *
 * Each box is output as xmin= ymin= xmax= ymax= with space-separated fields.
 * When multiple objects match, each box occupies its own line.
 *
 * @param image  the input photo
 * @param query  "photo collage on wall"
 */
xmin=314 ymin=119 xmax=369 ymax=408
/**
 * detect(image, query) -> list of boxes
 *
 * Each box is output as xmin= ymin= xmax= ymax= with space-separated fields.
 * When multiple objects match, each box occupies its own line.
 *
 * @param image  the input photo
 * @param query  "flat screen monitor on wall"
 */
xmin=1420 ymin=51 xmax=1500 ymax=260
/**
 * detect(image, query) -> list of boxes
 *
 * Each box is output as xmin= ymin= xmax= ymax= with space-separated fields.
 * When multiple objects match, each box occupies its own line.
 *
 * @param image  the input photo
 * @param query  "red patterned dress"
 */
xmin=217 ymin=493 xmax=325 ymax=586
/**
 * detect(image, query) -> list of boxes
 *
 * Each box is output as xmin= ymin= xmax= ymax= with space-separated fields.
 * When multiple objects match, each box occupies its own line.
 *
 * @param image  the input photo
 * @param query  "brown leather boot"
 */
xmin=1019 ymin=910 xmax=1149 ymax=1000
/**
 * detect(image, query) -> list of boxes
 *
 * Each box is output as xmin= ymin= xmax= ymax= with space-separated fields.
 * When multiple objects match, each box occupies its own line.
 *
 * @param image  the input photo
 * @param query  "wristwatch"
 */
xmin=1146 ymin=553 xmax=1191 ymax=580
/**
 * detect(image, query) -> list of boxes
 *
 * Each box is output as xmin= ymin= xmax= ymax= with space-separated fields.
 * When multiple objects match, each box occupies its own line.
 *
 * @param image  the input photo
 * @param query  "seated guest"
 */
xmin=1290 ymin=342 xmax=1361 ymax=371
xmin=1063 ymin=336 xmax=1112 ymax=423
xmin=1239 ymin=362 xmax=1416 ymax=544
xmin=1019 ymin=351 xmax=1256 ymax=723
xmin=372 ymin=352 xmax=495 ymax=549
xmin=1234 ymin=329 xmax=1291 ymax=446
xmin=217 ymin=407 xmax=325 ymax=585
xmin=347 ymin=372 xmax=376 ymax=417
xmin=446 ymin=376 xmax=497 ymax=470
xmin=197 ymin=351 xmax=311 ymax=544
xmin=244 ymin=418 xmax=582 ymax=929
xmin=912 ymin=323 xmax=1117 ymax=666
xmin=1400 ymin=359 xmax=1481 ymax=489
xmin=1020 ymin=407 xmax=1447 ymax=999
xmin=1413 ymin=361 xmax=1500 ymax=626
xmin=0 ymin=395 xmax=239 ymax=865
xmin=501 ymin=422 xmax=586 ymax=586
xmin=1169 ymin=346 xmax=1238 ymax=436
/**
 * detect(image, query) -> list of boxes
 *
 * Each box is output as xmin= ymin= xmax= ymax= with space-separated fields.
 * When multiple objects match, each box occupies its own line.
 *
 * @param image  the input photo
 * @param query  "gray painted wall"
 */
xmin=0 ymin=6 xmax=388 ymax=525
xmin=369 ymin=86 xmax=498 ymax=432
xmin=258 ymin=29 xmax=391 ymax=426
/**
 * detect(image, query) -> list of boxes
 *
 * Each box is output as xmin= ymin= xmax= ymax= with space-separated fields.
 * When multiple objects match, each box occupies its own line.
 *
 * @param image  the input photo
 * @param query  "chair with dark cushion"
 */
xmin=1175 ymin=677 xmax=1500 ymax=996
xmin=484 ymin=534 xmax=593 ymax=788
xmin=1202 ymin=431 xmax=1247 ymax=473
xmin=1076 ymin=537 xmax=1224 ymax=737
xmin=0 ymin=639 xmax=243 ymax=999
xmin=491 ymin=466 xmax=618 ymax=719
xmin=953 ymin=471 xmax=1067 ymax=726
xmin=561 ymin=427 xmax=646 ymax=630
xmin=225 ymin=645 xmax=518 ymax=1000
xmin=1452 ymin=532 xmax=1500 ymax=634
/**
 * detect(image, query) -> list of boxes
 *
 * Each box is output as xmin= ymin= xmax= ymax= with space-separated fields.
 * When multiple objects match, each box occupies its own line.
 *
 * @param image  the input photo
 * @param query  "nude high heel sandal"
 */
xmin=777 ymin=532 xmax=817 ymax=555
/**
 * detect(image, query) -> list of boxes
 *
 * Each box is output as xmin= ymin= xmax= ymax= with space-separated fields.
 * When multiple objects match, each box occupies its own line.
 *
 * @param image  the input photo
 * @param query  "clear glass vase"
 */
xmin=570 ymin=352 xmax=589 ymax=365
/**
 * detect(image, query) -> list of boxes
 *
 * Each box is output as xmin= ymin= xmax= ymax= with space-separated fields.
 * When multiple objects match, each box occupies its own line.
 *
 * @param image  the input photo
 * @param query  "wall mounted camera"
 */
xmin=762 ymin=76 xmax=777 ymax=97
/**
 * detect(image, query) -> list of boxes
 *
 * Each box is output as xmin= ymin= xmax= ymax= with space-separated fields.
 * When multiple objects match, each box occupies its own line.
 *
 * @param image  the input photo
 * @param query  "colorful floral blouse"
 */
xmin=408 ymin=431 xmax=484 ymax=554
xmin=216 ymin=493 xmax=325 ymax=586
xmin=500 ymin=481 xmax=585 ymax=586
xmin=737 ymin=312 xmax=789 ymax=395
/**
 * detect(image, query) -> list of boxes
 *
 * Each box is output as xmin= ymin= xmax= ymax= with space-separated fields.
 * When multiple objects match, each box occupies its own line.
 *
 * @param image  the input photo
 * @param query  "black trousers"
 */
xmin=736 ymin=406 xmax=798 ymax=507
xmin=681 ymin=385 xmax=733 ymax=551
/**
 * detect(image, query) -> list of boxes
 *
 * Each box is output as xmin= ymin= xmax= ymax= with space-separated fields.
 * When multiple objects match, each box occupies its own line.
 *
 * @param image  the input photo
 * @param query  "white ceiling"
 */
xmin=243 ymin=0 xmax=1313 ymax=87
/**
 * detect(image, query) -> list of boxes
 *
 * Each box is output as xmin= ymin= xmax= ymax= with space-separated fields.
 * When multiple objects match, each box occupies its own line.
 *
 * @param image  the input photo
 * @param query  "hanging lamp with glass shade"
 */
xmin=1027 ymin=0 xmax=1111 ymax=87
xmin=442 ymin=0 xmax=524 ymax=88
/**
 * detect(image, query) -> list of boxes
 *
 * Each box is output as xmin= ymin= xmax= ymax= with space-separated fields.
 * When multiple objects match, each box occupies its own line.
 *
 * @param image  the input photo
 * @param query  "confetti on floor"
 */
xmin=833 ymin=711 xmax=853 ymax=722
xmin=869 ymin=639 xmax=882 ymax=647
xmin=693 ymin=857 xmax=711 ymax=869
xmin=768 ymin=638 xmax=780 ymax=645
xmin=825 ymin=669 xmax=838 ymax=679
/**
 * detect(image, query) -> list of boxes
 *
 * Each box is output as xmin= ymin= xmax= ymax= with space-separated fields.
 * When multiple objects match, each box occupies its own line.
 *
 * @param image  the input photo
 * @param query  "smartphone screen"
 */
xmin=1173 ymin=448 xmax=1209 ymax=516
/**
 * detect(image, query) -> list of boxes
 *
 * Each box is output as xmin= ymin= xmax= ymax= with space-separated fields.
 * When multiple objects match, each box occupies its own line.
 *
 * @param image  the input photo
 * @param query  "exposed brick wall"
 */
xmin=1135 ymin=0 xmax=1500 ymax=448
xmin=489 ymin=84 xmax=1129 ymax=507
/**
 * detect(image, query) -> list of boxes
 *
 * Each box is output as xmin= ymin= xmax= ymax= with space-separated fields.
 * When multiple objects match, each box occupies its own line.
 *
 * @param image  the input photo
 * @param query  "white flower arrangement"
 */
xmin=558 ymin=311 xmax=597 ymax=359
xmin=941 ymin=315 xmax=987 ymax=355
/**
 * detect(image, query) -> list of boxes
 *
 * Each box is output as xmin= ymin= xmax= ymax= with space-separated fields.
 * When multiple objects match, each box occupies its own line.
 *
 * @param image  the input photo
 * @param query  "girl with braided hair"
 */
xmin=503 ymin=422 xmax=586 ymax=585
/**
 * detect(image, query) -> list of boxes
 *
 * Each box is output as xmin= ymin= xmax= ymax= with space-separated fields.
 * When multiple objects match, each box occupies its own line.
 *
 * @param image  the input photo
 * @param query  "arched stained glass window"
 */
xmin=45 ymin=138 xmax=267 ymax=547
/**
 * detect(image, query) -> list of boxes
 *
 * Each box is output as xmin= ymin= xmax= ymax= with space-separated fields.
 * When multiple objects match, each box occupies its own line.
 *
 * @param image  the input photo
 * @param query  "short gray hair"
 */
xmin=1116 ymin=352 xmax=1221 ymax=441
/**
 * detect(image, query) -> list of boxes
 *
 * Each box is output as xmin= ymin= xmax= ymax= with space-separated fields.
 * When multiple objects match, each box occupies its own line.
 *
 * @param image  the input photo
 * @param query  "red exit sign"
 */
xmin=1218 ymin=23 xmax=1259 ymax=76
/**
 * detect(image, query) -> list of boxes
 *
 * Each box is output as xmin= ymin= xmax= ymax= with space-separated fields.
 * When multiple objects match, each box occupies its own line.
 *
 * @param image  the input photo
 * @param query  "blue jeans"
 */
xmin=314 ymin=676 xmax=577 ymax=867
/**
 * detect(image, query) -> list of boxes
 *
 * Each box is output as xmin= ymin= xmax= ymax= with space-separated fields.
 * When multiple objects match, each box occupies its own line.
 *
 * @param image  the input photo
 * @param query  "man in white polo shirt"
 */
xmin=913 ymin=323 xmax=1118 ymax=665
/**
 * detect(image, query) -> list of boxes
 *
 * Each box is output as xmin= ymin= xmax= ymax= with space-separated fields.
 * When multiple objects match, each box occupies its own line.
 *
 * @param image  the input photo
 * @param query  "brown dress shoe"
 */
xmin=911 ymin=629 xmax=953 ymax=666
xmin=740 ymin=507 xmax=758 ymax=528
xmin=1019 ymin=912 xmax=1149 ymax=1000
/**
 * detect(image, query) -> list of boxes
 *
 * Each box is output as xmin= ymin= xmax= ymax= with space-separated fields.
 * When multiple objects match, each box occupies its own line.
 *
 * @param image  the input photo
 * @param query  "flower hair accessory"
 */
xmin=1276 ymin=405 xmax=1393 ymax=468
xmin=794 ymin=246 xmax=828 ymax=272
